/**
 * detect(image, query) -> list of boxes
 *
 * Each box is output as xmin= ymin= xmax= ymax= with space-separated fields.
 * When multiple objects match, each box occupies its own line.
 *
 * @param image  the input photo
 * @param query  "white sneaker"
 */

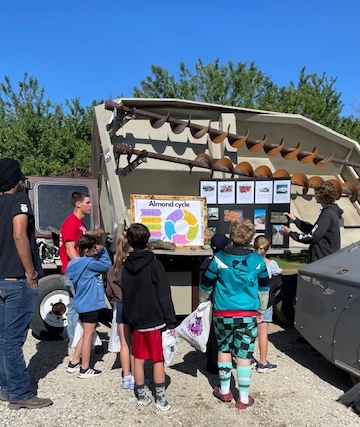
xmin=154 ymin=402 xmax=181 ymax=415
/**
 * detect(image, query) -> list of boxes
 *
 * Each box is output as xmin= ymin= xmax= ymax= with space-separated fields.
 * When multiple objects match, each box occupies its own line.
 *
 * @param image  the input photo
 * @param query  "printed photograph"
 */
xmin=207 ymin=207 xmax=219 ymax=220
xmin=276 ymin=184 xmax=288 ymax=194
xmin=254 ymin=209 xmax=266 ymax=230
xmin=270 ymin=211 xmax=288 ymax=224
xmin=272 ymin=224 xmax=284 ymax=246
xmin=224 ymin=209 xmax=243 ymax=223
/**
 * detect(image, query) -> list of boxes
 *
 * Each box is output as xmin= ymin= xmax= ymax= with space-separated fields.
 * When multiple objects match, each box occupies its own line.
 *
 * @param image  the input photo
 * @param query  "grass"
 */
xmin=271 ymin=253 xmax=308 ymax=271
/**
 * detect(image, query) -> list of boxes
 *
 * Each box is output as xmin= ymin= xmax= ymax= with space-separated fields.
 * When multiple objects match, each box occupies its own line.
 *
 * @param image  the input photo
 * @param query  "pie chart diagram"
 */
xmin=164 ymin=209 xmax=199 ymax=245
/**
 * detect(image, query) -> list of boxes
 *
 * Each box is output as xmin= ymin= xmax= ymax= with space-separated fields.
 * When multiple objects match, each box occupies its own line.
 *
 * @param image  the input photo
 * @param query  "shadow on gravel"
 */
xmin=269 ymin=326 xmax=352 ymax=392
xmin=170 ymin=349 xmax=240 ymax=399
xmin=27 ymin=339 xmax=68 ymax=395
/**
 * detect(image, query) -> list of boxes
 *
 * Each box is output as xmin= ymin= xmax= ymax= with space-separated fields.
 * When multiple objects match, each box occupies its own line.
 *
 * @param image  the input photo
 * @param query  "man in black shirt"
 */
xmin=0 ymin=158 xmax=52 ymax=410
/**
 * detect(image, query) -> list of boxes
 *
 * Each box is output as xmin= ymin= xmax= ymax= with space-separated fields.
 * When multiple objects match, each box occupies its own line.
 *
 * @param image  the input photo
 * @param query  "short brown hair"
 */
xmin=314 ymin=181 xmax=338 ymax=205
xmin=71 ymin=191 xmax=90 ymax=207
xmin=229 ymin=219 xmax=255 ymax=246
xmin=126 ymin=223 xmax=150 ymax=250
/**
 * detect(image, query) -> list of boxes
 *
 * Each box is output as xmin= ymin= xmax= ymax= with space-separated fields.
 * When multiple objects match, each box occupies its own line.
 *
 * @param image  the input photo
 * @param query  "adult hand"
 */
xmin=27 ymin=277 xmax=39 ymax=289
xmin=281 ymin=225 xmax=291 ymax=235
xmin=285 ymin=212 xmax=296 ymax=221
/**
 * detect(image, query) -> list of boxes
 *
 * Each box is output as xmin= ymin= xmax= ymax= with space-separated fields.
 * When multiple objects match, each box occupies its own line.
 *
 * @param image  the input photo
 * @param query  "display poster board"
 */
xmin=200 ymin=178 xmax=291 ymax=248
xmin=130 ymin=195 xmax=207 ymax=248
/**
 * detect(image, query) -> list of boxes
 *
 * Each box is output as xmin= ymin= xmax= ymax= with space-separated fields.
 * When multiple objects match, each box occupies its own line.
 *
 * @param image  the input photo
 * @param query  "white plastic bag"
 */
xmin=108 ymin=307 xmax=121 ymax=353
xmin=176 ymin=301 xmax=212 ymax=353
xmin=162 ymin=329 xmax=178 ymax=364
xmin=71 ymin=321 xmax=102 ymax=348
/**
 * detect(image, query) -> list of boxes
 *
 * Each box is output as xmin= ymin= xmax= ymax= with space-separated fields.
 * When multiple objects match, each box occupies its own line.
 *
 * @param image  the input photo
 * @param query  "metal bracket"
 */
xmin=116 ymin=150 xmax=148 ymax=177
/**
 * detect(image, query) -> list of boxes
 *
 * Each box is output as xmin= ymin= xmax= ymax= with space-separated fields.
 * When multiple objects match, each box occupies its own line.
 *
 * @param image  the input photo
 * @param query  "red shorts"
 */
xmin=133 ymin=329 xmax=164 ymax=363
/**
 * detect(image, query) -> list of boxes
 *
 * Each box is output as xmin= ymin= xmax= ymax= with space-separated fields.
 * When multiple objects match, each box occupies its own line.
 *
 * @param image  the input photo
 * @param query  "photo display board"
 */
xmin=130 ymin=195 xmax=207 ymax=248
xmin=200 ymin=178 xmax=291 ymax=248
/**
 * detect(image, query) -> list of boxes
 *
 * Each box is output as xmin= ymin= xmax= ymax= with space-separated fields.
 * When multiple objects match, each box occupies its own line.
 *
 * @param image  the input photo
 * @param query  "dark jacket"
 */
xmin=121 ymin=250 xmax=176 ymax=330
xmin=289 ymin=204 xmax=343 ymax=263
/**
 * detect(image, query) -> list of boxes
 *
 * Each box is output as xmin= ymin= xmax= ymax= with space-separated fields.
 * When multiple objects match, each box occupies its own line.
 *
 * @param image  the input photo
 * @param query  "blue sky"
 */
xmin=1 ymin=0 xmax=359 ymax=116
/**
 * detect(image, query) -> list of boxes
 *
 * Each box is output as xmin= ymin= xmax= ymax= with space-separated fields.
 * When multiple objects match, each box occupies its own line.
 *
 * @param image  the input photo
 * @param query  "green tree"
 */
xmin=0 ymin=74 xmax=94 ymax=175
xmin=271 ymin=68 xmax=344 ymax=131
xmin=133 ymin=59 xmax=278 ymax=108
xmin=133 ymin=59 xmax=357 ymax=138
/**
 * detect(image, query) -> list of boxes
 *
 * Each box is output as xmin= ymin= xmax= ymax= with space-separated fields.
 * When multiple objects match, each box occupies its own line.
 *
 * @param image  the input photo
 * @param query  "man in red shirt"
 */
xmin=59 ymin=191 xmax=92 ymax=347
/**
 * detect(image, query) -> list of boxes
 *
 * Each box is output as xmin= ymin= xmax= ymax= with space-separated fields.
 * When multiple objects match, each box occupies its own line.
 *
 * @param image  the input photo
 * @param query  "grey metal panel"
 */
xmin=295 ymin=241 xmax=360 ymax=376
xmin=298 ymin=241 xmax=360 ymax=286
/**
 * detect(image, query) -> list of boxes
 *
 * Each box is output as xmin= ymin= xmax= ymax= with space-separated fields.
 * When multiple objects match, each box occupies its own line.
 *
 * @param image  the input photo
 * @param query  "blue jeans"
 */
xmin=61 ymin=275 xmax=79 ymax=347
xmin=0 ymin=279 xmax=39 ymax=401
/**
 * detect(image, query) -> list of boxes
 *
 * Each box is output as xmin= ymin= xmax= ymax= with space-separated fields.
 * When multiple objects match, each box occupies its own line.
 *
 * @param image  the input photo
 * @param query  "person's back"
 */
xmin=65 ymin=234 xmax=111 ymax=378
xmin=200 ymin=219 xmax=269 ymax=411
xmin=209 ymin=250 xmax=267 ymax=312
xmin=66 ymin=243 xmax=111 ymax=314
xmin=122 ymin=250 xmax=175 ymax=329
xmin=121 ymin=223 xmax=180 ymax=415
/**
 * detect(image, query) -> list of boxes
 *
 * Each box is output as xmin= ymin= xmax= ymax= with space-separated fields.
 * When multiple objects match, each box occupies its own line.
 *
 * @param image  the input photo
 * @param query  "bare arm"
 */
xmin=13 ymin=214 xmax=38 ymax=289
xmin=65 ymin=241 xmax=78 ymax=260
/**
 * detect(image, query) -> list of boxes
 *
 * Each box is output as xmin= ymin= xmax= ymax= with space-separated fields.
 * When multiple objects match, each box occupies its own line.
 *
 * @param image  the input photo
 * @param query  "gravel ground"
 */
xmin=1 ymin=321 xmax=359 ymax=427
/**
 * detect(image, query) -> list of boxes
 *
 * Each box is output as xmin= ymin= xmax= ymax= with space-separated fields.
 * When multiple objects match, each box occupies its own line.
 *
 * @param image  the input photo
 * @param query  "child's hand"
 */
xmin=95 ymin=244 xmax=103 ymax=252
xmin=167 ymin=328 xmax=175 ymax=336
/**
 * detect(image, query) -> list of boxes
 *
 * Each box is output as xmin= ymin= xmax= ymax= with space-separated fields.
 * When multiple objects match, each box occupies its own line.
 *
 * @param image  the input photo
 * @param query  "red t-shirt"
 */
xmin=59 ymin=213 xmax=87 ymax=273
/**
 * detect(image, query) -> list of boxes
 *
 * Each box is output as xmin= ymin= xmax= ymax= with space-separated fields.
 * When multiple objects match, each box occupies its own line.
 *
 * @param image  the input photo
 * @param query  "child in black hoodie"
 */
xmin=121 ymin=223 xmax=181 ymax=415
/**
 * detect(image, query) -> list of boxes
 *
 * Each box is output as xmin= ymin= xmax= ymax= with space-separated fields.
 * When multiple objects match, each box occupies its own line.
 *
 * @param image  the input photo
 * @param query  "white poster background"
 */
xmin=218 ymin=181 xmax=235 ymax=204
xmin=236 ymin=181 xmax=255 ymax=204
xmin=133 ymin=198 xmax=204 ymax=246
xmin=273 ymin=180 xmax=291 ymax=204
xmin=200 ymin=181 xmax=217 ymax=204
xmin=255 ymin=181 xmax=273 ymax=204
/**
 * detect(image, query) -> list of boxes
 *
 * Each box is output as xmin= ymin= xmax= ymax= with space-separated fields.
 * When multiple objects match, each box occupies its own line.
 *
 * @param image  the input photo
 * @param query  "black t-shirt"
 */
xmin=0 ymin=192 xmax=43 ymax=278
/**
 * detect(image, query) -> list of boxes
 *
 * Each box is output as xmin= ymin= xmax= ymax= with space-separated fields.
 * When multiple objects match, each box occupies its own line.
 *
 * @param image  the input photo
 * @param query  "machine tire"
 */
xmin=274 ymin=273 xmax=298 ymax=326
xmin=30 ymin=274 xmax=69 ymax=341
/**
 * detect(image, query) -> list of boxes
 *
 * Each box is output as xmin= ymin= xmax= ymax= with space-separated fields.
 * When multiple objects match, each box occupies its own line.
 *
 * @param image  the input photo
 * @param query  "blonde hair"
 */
xmin=113 ymin=233 xmax=131 ymax=276
xmin=253 ymin=235 xmax=270 ymax=257
xmin=229 ymin=219 xmax=255 ymax=246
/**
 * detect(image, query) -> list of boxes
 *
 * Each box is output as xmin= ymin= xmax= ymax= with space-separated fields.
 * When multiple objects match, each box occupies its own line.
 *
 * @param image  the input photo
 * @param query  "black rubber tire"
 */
xmin=30 ymin=274 xmax=69 ymax=341
xmin=274 ymin=274 xmax=298 ymax=326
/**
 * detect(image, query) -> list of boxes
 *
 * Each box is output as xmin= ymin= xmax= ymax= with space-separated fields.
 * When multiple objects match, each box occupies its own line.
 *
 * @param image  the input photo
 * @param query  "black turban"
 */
xmin=0 ymin=158 xmax=24 ymax=192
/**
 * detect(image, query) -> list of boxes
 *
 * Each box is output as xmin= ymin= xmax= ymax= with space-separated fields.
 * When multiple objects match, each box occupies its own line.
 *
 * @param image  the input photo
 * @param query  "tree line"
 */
xmin=1 ymin=60 xmax=359 ymax=176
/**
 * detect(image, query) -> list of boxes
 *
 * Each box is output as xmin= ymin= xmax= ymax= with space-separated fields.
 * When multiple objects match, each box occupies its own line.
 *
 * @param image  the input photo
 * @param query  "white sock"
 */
xmin=239 ymin=391 xmax=249 ymax=404
xmin=221 ymin=384 xmax=230 ymax=394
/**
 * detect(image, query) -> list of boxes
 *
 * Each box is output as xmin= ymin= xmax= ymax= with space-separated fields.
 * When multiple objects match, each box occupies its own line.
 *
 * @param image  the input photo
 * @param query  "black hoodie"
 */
xmin=288 ymin=203 xmax=344 ymax=263
xmin=121 ymin=250 xmax=176 ymax=330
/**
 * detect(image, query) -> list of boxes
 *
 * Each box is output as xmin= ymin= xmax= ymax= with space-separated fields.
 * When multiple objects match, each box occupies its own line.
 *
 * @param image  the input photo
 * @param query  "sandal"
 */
xmin=213 ymin=386 xmax=233 ymax=402
xmin=235 ymin=395 xmax=254 ymax=410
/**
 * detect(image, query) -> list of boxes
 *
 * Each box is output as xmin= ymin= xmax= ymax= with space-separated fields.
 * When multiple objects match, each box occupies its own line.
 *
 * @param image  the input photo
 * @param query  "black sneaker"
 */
xmin=66 ymin=361 xmax=81 ymax=373
xmin=78 ymin=367 xmax=102 ymax=378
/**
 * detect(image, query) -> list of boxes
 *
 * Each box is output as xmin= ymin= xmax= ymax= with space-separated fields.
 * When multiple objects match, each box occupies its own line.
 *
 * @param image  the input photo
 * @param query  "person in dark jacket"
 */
xmin=281 ymin=181 xmax=343 ymax=263
xmin=121 ymin=223 xmax=181 ymax=415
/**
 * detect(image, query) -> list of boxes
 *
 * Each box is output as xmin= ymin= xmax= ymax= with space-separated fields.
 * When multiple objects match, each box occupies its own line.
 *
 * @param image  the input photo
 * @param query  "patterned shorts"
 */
xmin=213 ymin=315 xmax=258 ymax=359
